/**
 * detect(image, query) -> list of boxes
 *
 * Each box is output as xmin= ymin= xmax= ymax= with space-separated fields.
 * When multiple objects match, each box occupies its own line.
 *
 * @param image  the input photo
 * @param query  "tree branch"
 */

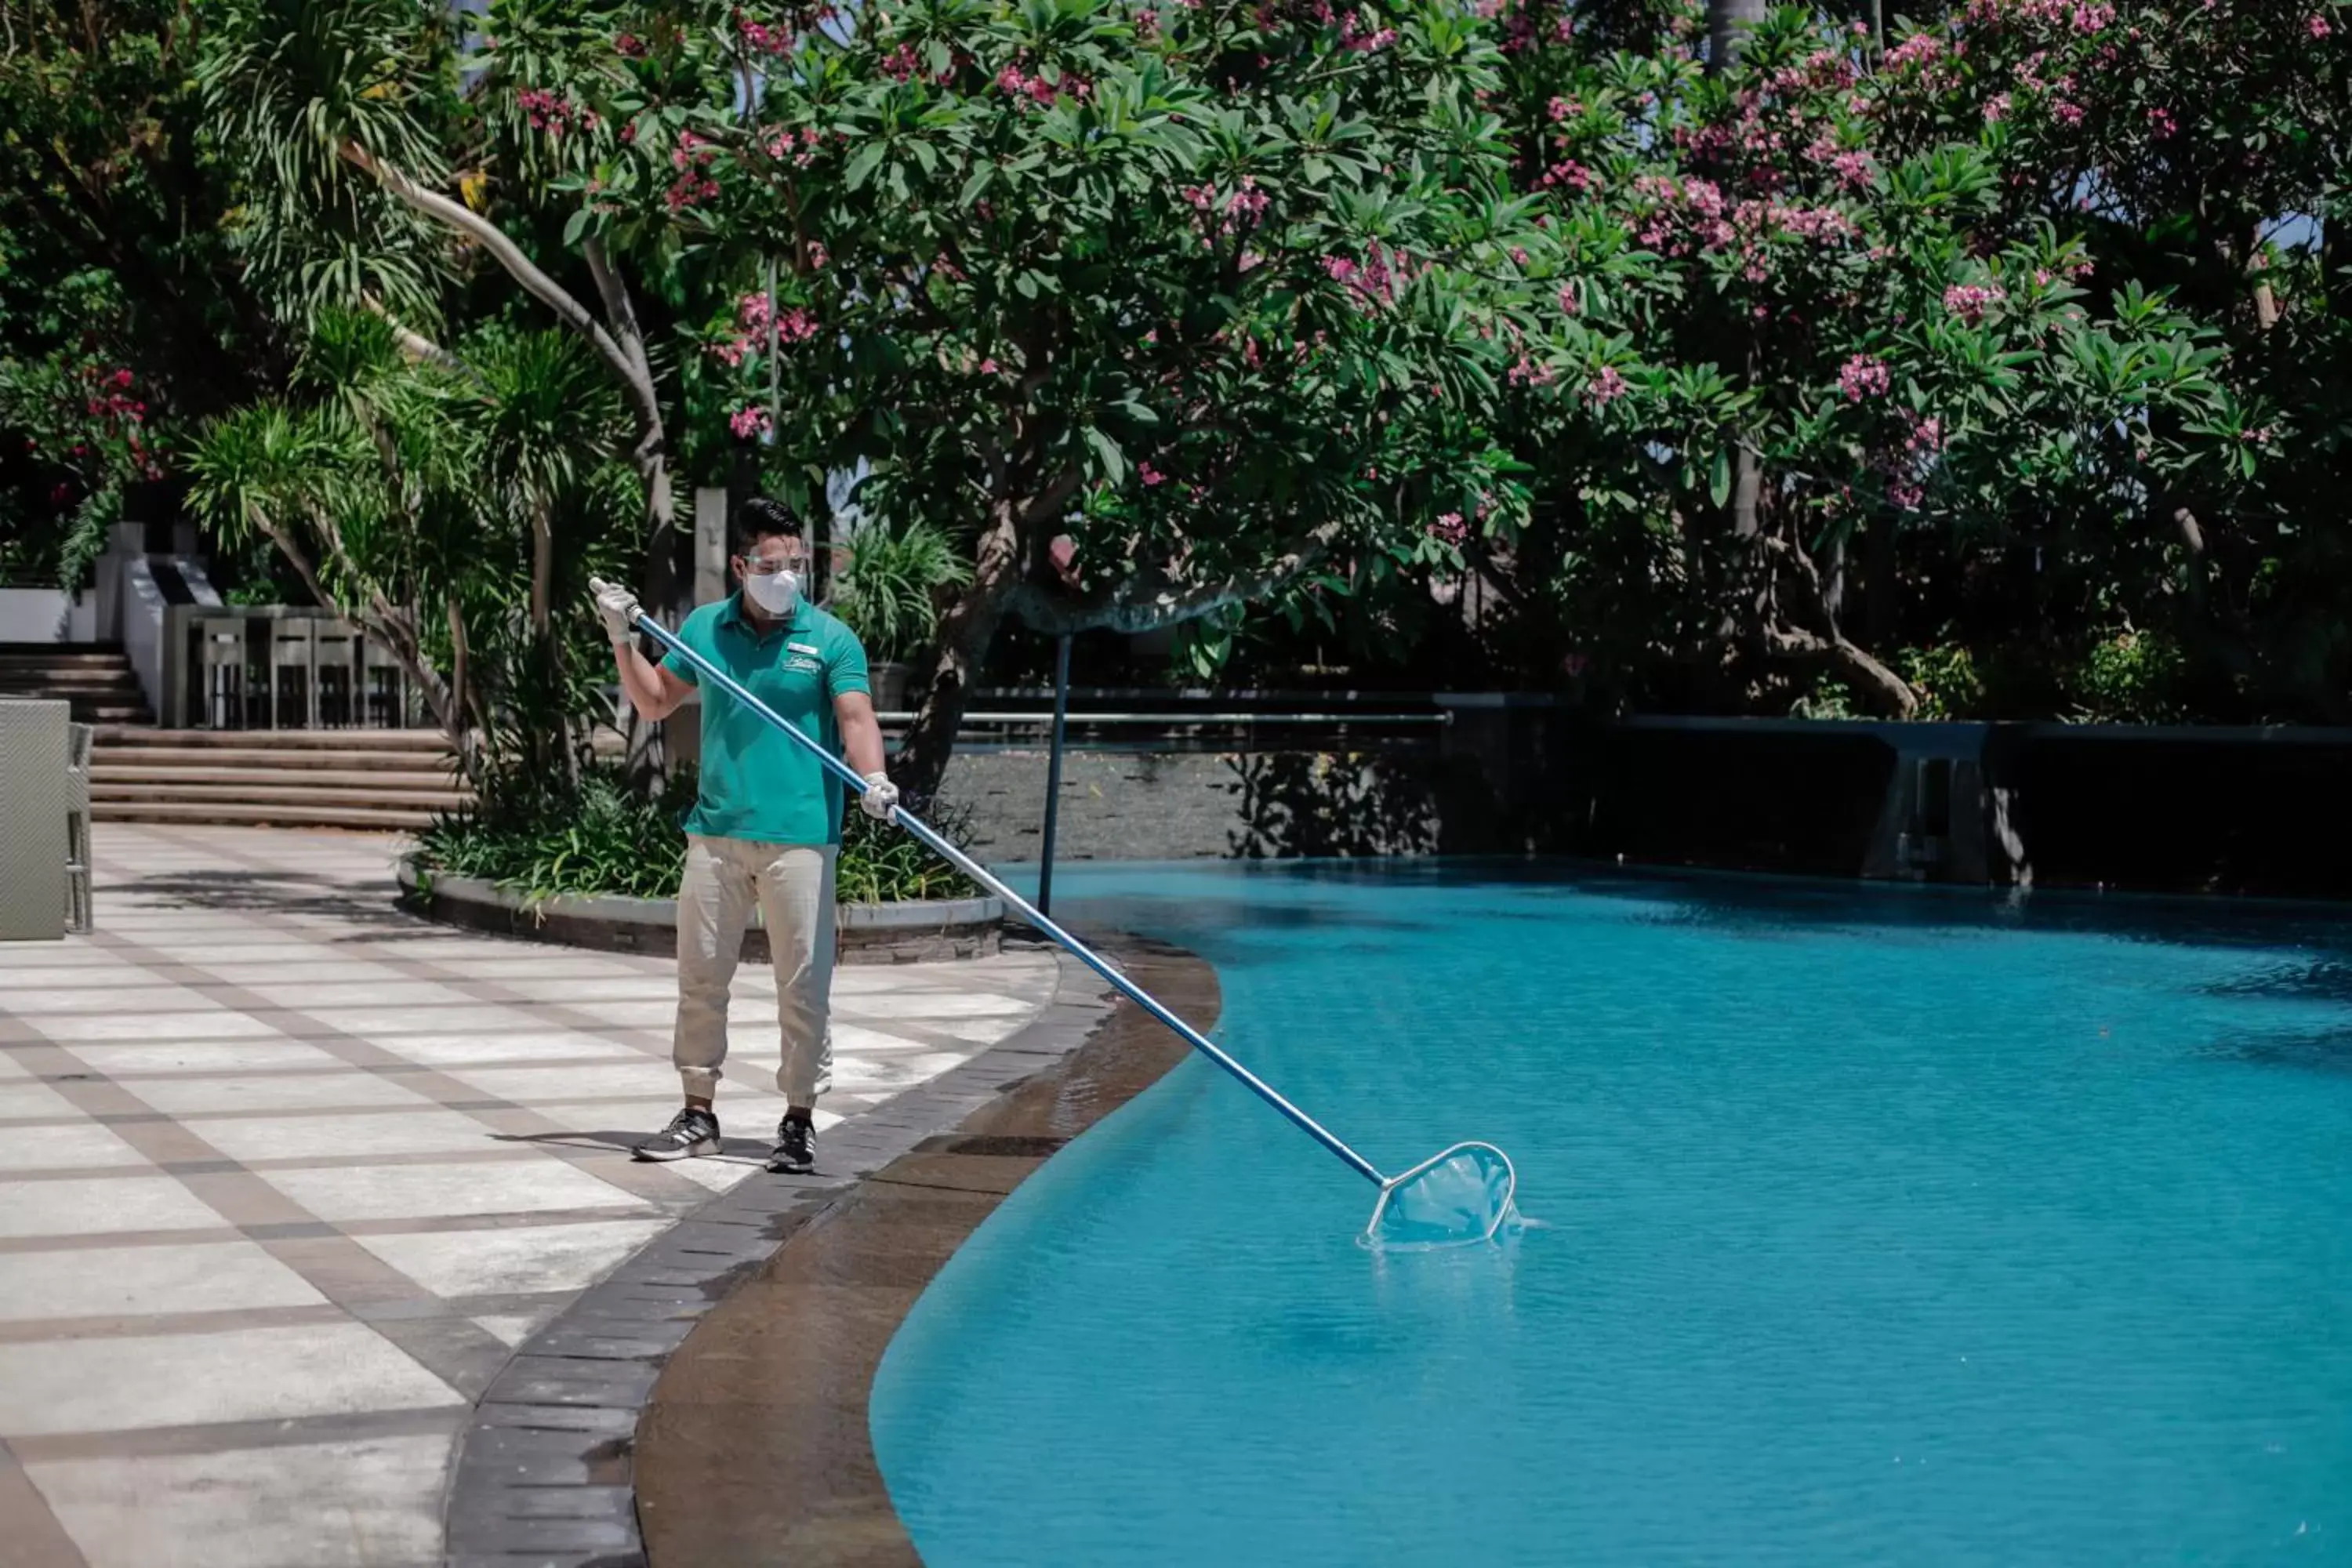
xmin=582 ymin=237 xmax=665 ymax=448
xmin=339 ymin=143 xmax=648 ymax=416
xmin=1003 ymin=523 xmax=1336 ymax=636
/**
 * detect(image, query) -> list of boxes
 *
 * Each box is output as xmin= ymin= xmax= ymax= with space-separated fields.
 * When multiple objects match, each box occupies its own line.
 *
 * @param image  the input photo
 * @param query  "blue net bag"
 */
xmin=1365 ymin=1142 xmax=1519 ymax=1250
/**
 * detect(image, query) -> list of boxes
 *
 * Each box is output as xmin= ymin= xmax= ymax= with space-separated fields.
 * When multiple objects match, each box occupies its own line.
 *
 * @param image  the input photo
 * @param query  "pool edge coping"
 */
xmin=438 ymin=935 xmax=1160 ymax=1567
xmin=628 ymin=936 xmax=1214 ymax=1568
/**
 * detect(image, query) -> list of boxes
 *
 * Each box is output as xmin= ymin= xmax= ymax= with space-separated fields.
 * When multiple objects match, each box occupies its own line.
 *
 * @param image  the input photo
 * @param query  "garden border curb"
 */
xmin=439 ymin=937 xmax=1125 ymax=1567
xmin=395 ymin=857 xmax=1006 ymax=964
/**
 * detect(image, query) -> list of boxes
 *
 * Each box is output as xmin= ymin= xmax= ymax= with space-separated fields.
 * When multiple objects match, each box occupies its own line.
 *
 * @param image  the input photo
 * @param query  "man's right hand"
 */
xmin=590 ymin=577 xmax=641 ymax=647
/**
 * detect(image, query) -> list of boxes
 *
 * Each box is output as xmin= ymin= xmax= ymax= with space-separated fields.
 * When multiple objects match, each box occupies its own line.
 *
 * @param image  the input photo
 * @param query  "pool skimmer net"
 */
xmin=621 ymin=590 xmax=1523 ymax=1250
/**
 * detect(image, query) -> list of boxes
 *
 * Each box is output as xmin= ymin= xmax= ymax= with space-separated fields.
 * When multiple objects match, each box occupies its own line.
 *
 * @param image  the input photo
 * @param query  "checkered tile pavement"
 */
xmin=0 ymin=824 xmax=1057 ymax=1568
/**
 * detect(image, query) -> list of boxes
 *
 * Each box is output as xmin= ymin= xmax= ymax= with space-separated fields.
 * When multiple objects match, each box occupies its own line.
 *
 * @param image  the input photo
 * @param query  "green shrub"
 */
xmin=1896 ymin=642 xmax=1987 ymax=721
xmin=2068 ymin=626 xmax=2188 ymax=724
xmin=827 ymin=520 xmax=971 ymax=664
xmin=414 ymin=763 xmax=978 ymax=906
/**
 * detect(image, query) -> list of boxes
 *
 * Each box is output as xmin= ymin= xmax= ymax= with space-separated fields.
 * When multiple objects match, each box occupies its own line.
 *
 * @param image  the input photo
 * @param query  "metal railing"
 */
xmin=163 ymin=605 xmax=426 ymax=730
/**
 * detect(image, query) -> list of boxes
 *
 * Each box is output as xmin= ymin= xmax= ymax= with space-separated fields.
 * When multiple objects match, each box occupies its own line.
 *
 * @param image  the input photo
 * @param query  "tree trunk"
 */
xmin=1708 ymin=0 xmax=1767 ymax=70
xmin=891 ymin=504 xmax=1025 ymax=803
xmin=1866 ymin=514 xmax=1898 ymax=647
xmin=1710 ymin=7 xmax=1766 ymax=541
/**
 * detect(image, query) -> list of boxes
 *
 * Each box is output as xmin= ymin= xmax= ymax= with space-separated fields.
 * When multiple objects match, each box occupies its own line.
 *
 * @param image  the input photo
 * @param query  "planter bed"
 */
xmin=395 ymin=857 xmax=1004 ymax=964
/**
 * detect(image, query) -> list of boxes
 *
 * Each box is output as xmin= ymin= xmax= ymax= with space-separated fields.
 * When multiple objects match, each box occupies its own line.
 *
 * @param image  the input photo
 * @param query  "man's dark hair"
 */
xmin=731 ymin=497 xmax=805 ymax=555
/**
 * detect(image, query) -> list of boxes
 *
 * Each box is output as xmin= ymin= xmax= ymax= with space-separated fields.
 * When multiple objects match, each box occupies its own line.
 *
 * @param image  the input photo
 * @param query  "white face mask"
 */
xmin=742 ymin=566 xmax=800 ymax=615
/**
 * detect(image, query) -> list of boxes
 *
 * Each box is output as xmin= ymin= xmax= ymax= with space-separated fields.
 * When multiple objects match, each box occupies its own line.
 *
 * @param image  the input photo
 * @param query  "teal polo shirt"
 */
xmin=662 ymin=593 xmax=871 ymax=845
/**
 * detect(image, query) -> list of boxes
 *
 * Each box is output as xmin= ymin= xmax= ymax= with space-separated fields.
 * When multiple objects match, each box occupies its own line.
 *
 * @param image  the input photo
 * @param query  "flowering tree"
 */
xmin=1471 ymin=0 xmax=2336 ymax=717
xmin=503 ymin=0 xmax=1542 ymax=792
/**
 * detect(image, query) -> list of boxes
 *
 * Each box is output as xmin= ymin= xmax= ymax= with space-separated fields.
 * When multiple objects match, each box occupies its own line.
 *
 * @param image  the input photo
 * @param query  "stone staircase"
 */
xmin=0 ymin=643 xmax=152 ymax=725
xmin=90 ymin=728 xmax=470 ymax=832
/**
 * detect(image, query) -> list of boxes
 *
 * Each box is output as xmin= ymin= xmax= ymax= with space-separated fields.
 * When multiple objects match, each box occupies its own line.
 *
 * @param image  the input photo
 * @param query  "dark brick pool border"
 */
xmin=438 ymin=934 xmax=1203 ymax=1567
xmin=629 ymin=937 xmax=1210 ymax=1568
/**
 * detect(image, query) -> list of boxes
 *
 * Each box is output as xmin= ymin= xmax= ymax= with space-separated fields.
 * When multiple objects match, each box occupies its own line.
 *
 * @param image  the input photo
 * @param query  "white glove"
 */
xmin=589 ymin=576 xmax=641 ymax=646
xmin=859 ymin=771 xmax=900 ymax=822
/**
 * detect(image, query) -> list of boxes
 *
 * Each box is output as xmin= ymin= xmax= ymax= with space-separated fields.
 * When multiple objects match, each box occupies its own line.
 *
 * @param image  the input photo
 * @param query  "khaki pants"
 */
xmin=673 ymin=835 xmax=837 ymax=1106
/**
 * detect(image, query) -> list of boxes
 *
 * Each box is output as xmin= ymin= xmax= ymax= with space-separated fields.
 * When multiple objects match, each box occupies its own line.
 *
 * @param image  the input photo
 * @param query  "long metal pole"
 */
xmin=1036 ymin=632 xmax=1072 ymax=917
xmin=633 ymin=612 xmax=1385 ymax=1187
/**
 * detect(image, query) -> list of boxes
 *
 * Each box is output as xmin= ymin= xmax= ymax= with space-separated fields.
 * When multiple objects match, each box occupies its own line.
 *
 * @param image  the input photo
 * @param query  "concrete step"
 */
xmin=0 ymin=670 xmax=143 ymax=689
xmin=93 ymin=779 xmax=469 ymax=808
xmin=94 ymin=747 xmax=463 ymax=776
xmin=8 ymin=696 xmax=154 ymax=724
xmin=92 ymin=765 xmax=466 ymax=795
xmin=0 ymin=650 xmax=132 ymax=669
xmin=93 ymin=727 xmax=448 ymax=752
xmin=91 ymin=800 xmax=441 ymax=832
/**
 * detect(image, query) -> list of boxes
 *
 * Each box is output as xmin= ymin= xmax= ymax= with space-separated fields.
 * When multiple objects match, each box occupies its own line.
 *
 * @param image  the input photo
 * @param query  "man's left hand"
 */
xmin=859 ymin=771 xmax=900 ymax=822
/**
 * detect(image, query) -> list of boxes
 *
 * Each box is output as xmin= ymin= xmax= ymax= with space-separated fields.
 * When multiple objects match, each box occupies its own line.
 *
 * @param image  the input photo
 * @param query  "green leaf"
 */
xmin=958 ymin=162 xmax=994 ymax=207
xmin=844 ymin=141 xmax=887 ymax=192
xmin=561 ymin=206 xmax=590 ymax=247
xmin=1083 ymin=426 xmax=1126 ymax=485
xmin=1708 ymin=448 xmax=1732 ymax=509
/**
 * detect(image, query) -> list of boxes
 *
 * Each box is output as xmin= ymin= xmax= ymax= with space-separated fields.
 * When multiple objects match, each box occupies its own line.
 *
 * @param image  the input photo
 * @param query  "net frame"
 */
xmin=1364 ymin=1140 xmax=1519 ymax=1249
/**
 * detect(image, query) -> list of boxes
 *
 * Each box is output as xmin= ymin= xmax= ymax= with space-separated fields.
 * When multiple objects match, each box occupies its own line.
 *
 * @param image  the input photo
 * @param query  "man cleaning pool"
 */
xmin=590 ymin=498 xmax=898 ymax=1174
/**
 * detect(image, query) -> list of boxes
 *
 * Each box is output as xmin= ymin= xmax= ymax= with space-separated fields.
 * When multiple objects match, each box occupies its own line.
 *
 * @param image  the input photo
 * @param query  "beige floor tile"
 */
xmin=125 ymin=1073 xmax=441 ymax=1116
xmin=70 ymin=1040 xmax=341 ymax=1076
xmin=0 ymin=1323 xmax=460 ymax=1436
xmin=354 ymin=1218 xmax=668 ymax=1298
xmin=0 ymin=1123 xmax=148 ymax=1174
xmin=0 ymin=1176 xmax=229 ymax=1238
xmin=263 ymin=1159 xmax=655 ymax=1223
xmin=0 ymin=1240 xmax=325 ymax=1321
xmin=27 ymin=1434 xmax=448 ymax=1568
xmin=191 ymin=1111 xmax=506 ymax=1163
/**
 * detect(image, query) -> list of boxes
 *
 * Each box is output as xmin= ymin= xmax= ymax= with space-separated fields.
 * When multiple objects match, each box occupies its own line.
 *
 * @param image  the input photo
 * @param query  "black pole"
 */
xmin=1036 ymin=633 xmax=1072 ymax=916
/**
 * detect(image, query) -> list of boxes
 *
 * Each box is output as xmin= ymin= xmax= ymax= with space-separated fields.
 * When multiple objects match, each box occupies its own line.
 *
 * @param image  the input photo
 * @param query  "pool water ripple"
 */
xmin=872 ymin=865 xmax=2352 ymax=1566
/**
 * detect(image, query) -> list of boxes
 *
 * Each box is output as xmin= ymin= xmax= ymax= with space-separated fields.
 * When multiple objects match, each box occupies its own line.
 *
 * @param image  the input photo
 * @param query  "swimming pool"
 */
xmin=870 ymin=862 xmax=2352 ymax=1565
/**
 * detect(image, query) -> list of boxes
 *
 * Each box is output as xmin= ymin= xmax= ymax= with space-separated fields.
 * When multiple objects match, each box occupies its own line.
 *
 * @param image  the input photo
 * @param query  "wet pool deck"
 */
xmin=633 ymin=940 xmax=1207 ymax=1568
xmin=0 ymin=824 xmax=1087 ymax=1568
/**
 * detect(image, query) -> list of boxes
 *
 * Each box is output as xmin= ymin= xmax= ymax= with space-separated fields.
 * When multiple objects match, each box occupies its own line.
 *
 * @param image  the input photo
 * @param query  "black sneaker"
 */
xmin=632 ymin=1107 xmax=720 ymax=1161
xmin=768 ymin=1113 xmax=815 ymax=1174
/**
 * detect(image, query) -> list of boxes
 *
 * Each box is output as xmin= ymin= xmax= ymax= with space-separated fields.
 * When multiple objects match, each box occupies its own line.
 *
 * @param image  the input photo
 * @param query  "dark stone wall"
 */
xmin=935 ymin=748 xmax=1448 ymax=861
xmin=931 ymin=722 xmax=2352 ymax=903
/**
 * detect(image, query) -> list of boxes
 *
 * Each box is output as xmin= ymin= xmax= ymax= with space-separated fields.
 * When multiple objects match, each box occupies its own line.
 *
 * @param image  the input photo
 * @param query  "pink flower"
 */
xmin=1886 ymin=480 xmax=1923 ymax=511
xmin=729 ymin=406 xmax=772 ymax=439
xmin=1139 ymin=462 xmax=1167 ymax=486
xmin=2147 ymin=107 xmax=2177 ymax=137
xmin=1584 ymin=365 xmax=1628 ymax=405
xmin=978 ymin=358 xmax=999 ymax=374
xmin=883 ymin=42 xmax=920 ymax=80
xmin=738 ymin=17 xmax=793 ymax=54
xmin=1838 ymin=354 xmax=1891 ymax=401
xmin=2053 ymin=100 xmax=2085 ymax=125
xmin=1886 ymin=31 xmax=1944 ymax=69
xmin=615 ymin=31 xmax=647 ymax=56
xmin=806 ymin=243 xmax=829 ymax=270
xmin=1556 ymin=281 xmax=1581 ymax=315
xmin=2310 ymin=13 xmax=2332 ymax=36
xmin=1984 ymin=93 xmax=2011 ymax=124
xmin=1831 ymin=151 xmax=1874 ymax=189
xmin=1429 ymin=511 xmax=1468 ymax=544
xmin=1943 ymin=281 xmax=2007 ymax=324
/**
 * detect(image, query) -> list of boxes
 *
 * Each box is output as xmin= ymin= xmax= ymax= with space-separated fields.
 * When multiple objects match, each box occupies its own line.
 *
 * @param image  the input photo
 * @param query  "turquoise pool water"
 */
xmin=870 ymin=862 xmax=2352 ymax=1565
